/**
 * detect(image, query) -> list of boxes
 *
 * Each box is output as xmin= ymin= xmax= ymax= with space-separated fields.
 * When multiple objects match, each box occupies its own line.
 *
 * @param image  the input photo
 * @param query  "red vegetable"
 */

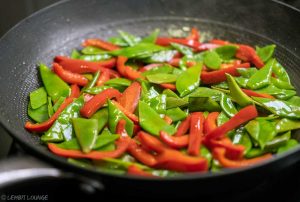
xmin=163 ymin=116 xmax=173 ymax=125
xmin=156 ymin=37 xmax=199 ymax=48
xmin=160 ymin=131 xmax=189 ymax=149
xmin=52 ymin=63 xmax=88 ymax=86
xmin=235 ymin=45 xmax=264 ymax=68
xmin=138 ymin=131 xmax=167 ymax=153
xmin=213 ymin=147 xmax=272 ymax=168
xmin=80 ymin=88 xmax=122 ymax=118
xmin=186 ymin=27 xmax=200 ymax=41
xmin=116 ymin=56 xmax=127 ymax=75
xmin=82 ymin=38 xmax=120 ymax=51
xmin=209 ymin=39 xmax=230 ymax=45
xmin=111 ymin=100 xmax=139 ymax=123
xmin=188 ymin=112 xmax=205 ymax=156
xmin=203 ymin=112 xmax=219 ymax=135
xmin=25 ymin=85 xmax=80 ymax=132
xmin=127 ymin=139 xmax=157 ymax=166
xmin=139 ymin=63 xmax=163 ymax=72
xmin=201 ymin=62 xmax=250 ymax=84
xmin=175 ymin=115 xmax=191 ymax=136
xmin=196 ymin=43 xmax=220 ymax=52
xmin=205 ymin=105 xmax=258 ymax=141
xmin=96 ymin=70 xmax=110 ymax=86
xmin=127 ymin=165 xmax=155 ymax=177
xmin=118 ymin=81 xmax=141 ymax=113
xmin=159 ymin=83 xmax=176 ymax=91
xmin=241 ymin=89 xmax=275 ymax=99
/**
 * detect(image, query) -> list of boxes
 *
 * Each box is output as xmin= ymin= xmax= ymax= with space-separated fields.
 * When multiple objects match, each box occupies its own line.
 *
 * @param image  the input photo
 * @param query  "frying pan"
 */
xmin=0 ymin=0 xmax=300 ymax=196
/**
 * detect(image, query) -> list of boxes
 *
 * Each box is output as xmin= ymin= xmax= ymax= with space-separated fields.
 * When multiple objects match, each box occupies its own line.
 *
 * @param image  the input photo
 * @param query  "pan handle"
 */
xmin=0 ymin=156 xmax=105 ymax=192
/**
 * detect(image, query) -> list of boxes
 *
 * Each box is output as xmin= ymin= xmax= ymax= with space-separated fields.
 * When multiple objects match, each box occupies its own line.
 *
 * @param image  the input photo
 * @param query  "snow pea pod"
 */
xmin=252 ymin=97 xmax=300 ymax=119
xmin=245 ymin=119 xmax=277 ymax=149
xmin=276 ymin=118 xmax=300 ymax=133
xmin=264 ymin=131 xmax=291 ymax=152
xmin=108 ymin=100 xmax=133 ymax=136
xmin=141 ymin=65 xmax=173 ymax=76
xmin=226 ymin=74 xmax=252 ymax=107
xmin=41 ymin=96 xmax=84 ymax=143
xmin=143 ymin=50 xmax=177 ymax=63
xmin=39 ymin=64 xmax=70 ymax=102
xmin=278 ymin=139 xmax=299 ymax=154
xmin=140 ymin=29 xmax=160 ymax=44
xmin=93 ymin=134 xmax=119 ymax=150
xmin=90 ymin=108 xmax=108 ymax=134
xmin=245 ymin=148 xmax=267 ymax=158
xmin=247 ymin=59 xmax=273 ymax=89
xmin=215 ymin=45 xmax=238 ymax=60
xmin=81 ymin=46 xmax=106 ymax=54
xmin=149 ymin=94 xmax=167 ymax=114
xmin=217 ymin=111 xmax=230 ymax=126
xmin=28 ymin=102 xmax=49 ymax=123
xmin=203 ymin=51 xmax=221 ymax=70
xmin=256 ymin=45 xmax=276 ymax=62
xmin=166 ymin=107 xmax=187 ymax=122
xmin=163 ymin=89 xmax=179 ymax=98
xmin=53 ymin=97 xmax=66 ymax=112
xmin=220 ymin=93 xmax=238 ymax=117
xmin=271 ymin=77 xmax=294 ymax=90
xmin=47 ymin=97 xmax=54 ymax=117
xmin=108 ymin=37 xmax=128 ymax=47
xmin=185 ymin=87 xmax=222 ymax=101
xmin=188 ymin=97 xmax=221 ymax=112
xmin=271 ymin=58 xmax=291 ymax=83
xmin=237 ymin=68 xmax=258 ymax=78
xmin=30 ymin=87 xmax=47 ymax=109
xmin=105 ymin=78 xmax=132 ymax=87
xmin=71 ymin=50 xmax=81 ymax=59
xmin=118 ymin=30 xmax=141 ymax=46
xmin=170 ymin=43 xmax=193 ymax=56
xmin=231 ymin=127 xmax=252 ymax=155
xmin=146 ymin=73 xmax=177 ymax=84
xmin=139 ymin=100 xmax=176 ymax=135
xmin=79 ymin=54 xmax=112 ymax=62
xmin=176 ymin=62 xmax=202 ymax=97
xmin=256 ymin=85 xmax=296 ymax=100
xmin=235 ymin=77 xmax=249 ymax=88
xmin=166 ymin=97 xmax=188 ymax=109
xmin=56 ymin=138 xmax=80 ymax=150
xmin=84 ymin=86 xmax=111 ymax=95
xmin=73 ymin=118 xmax=98 ymax=153
xmin=286 ymin=96 xmax=300 ymax=106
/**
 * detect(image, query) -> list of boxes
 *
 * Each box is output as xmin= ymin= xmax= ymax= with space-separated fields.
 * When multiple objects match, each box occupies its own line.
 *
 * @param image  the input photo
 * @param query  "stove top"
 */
xmin=1 ymin=0 xmax=300 ymax=201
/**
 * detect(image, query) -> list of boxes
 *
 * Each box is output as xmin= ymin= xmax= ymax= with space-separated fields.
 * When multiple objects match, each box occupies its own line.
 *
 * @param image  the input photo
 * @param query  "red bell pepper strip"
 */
xmin=139 ymin=63 xmax=163 ymax=72
xmin=127 ymin=165 xmax=155 ymax=177
xmin=186 ymin=27 xmax=200 ymax=41
xmin=118 ymin=81 xmax=141 ymax=113
xmin=159 ymin=83 xmax=177 ymax=91
xmin=205 ymin=138 xmax=245 ymax=160
xmin=82 ymin=38 xmax=120 ymax=51
xmin=175 ymin=115 xmax=191 ymax=136
xmin=80 ymin=88 xmax=122 ymax=118
xmin=163 ymin=116 xmax=173 ymax=125
xmin=205 ymin=105 xmax=258 ymax=141
xmin=133 ymin=124 xmax=141 ymax=136
xmin=83 ymin=93 xmax=94 ymax=102
xmin=196 ymin=43 xmax=220 ymax=52
xmin=124 ymin=65 xmax=145 ymax=80
xmin=116 ymin=56 xmax=127 ymax=75
xmin=209 ymin=39 xmax=230 ymax=45
xmin=201 ymin=62 xmax=250 ymax=84
xmin=241 ymin=89 xmax=275 ymax=99
xmin=96 ymin=70 xmax=110 ymax=86
xmin=52 ymin=63 xmax=88 ymax=86
xmin=188 ymin=112 xmax=205 ymax=156
xmin=25 ymin=85 xmax=80 ymax=132
xmin=138 ymin=131 xmax=168 ymax=153
xmin=168 ymin=58 xmax=180 ymax=67
xmin=213 ymin=147 xmax=272 ymax=168
xmin=156 ymin=37 xmax=200 ymax=49
xmin=235 ymin=45 xmax=264 ymax=68
xmin=111 ymin=100 xmax=139 ymax=123
xmin=159 ymin=131 xmax=189 ymax=149
xmin=203 ymin=112 xmax=219 ymax=135
xmin=127 ymin=139 xmax=158 ymax=167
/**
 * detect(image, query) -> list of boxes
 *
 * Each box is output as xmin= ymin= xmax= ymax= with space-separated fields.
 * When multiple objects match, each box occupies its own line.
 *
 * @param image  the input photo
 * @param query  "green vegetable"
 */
xmin=142 ymin=65 xmax=173 ymax=76
xmin=276 ymin=118 xmax=300 ymax=133
xmin=47 ymin=97 xmax=54 ymax=117
xmin=53 ymin=97 xmax=66 ymax=112
xmin=81 ymin=46 xmax=105 ymax=54
xmin=93 ymin=134 xmax=119 ymax=150
xmin=170 ymin=43 xmax=193 ymax=56
xmin=105 ymin=78 xmax=132 ymax=87
xmin=39 ymin=64 xmax=70 ymax=102
xmin=245 ymin=148 xmax=267 ymax=158
xmin=166 ymin=97 xmax=188 ymax=109
xmin=28 ymin=102 xmax=49 ymax=123
xmin=256 ymin=85 xmax=296 ymax=100
xmin=286 ymin=96 xmax=300 ymax=106
xmin=90 ymin=108 xmax=109 ymax=134
xmin=200 ymin=146 xmax=212 ymax=167
xmin=143 ymin=50 xmax=177 ymax=63
xmin=70 ymin=49 xmax=81 ymax=59
xmin=176 ymin=62 xmax=202 ymax=97
xmin=237 ymin=68 xmax=258 ymax=78
xmin=217 ymin=111 xmax=230 ymax=126
xmin=271 ymin=77 xmax=294 ymax=90
xmin=231 ymin=127 xmax=252 ymax=155
xmin=79 ymin=54 xmax=112 ymax=62
xmin=166 ymin=107 xmax=187 ymax=122
xmin=264 ymin=131 xmax=291 ymax=152
xmin=118 ymin=30 xmax=141 ymax=46
xmin=146 ymin=73 xmax=177 ymax=84
xmin=220 ymin=93 xmax=237 ymax=117
xmin=139 ymin=101 xmax=176 ymax=135
xmin=203 ymin=51 xmax=221 ymax=70
xmin=278 ymin=139 xmax=299 ymax=154
xmin=271 ymin=58 xmax=291 ymax=83
xmin=84 ymin=71 xmax=100 ymax=90
xmin=215 ymin=45 xmax=238 ymax=60
xmin=186 ymin=87 xmax=222 ymax=101
xmin=30 ymin=87 xmax=48 ymax=109
xmin=140 ymin=29 xmax=160 ymax=44
xmin=256 ymin=45 xmax=276 ymax=62
xmin=108 ymin=37 xmax=128 ymax=47
xmin=163 ymin=89 xmax=179 ymax=98
xmin=188 ymin=97 xmax=221 ymax=112
xmin=56 ymin=138 xmax=80 ymax=150
xmin=73 ymin=118 xmax=98 ymax=153
xmin=84 ymin=86 xmax=111 ymax=95
xmin=247 ymin=59 xmax=273 ymax=89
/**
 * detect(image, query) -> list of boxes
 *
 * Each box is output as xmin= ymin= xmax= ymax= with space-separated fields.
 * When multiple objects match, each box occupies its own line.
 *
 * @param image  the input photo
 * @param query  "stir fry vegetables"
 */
xmin=25 ymin=27 xmax=300 ymax=177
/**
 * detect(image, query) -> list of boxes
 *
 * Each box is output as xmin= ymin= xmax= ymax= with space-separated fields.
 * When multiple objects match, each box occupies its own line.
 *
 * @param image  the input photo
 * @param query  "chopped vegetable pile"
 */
xmin=25 ymin=27 xmax=300 ymax=177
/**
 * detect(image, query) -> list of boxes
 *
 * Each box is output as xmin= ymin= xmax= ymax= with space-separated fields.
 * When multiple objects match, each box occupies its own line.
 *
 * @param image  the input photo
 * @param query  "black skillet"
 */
xmin=0 ymin=0 xmax=300 ymax=196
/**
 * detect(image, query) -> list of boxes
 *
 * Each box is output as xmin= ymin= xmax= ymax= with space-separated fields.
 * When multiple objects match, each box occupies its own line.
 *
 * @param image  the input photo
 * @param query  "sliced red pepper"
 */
xmin=139 ymin=63 xmax=163 ymax=72
xmin=163 ymin=115 xmax=173 ymax=125
xmin=25 ymin=85 xmax=80 ymax=132
xmin=175 ymin=115 xmax=191 ymax=136
xmin=118 ymin=81 xmax=141 ymax=113
xmin=241 ymin=89 xmax=275 ymax=99
xmin=127 ymin=165 xmax=155 ymax=177
xmin=159 ymin=83 xmax=176 ymax=91
xmin=196 ymin=43 xmax=220 ymax=52
xmin=83 ymin=93 xmax=94 ymax=102
xmin=55 ymin=56 xmax=116 ymax=73
xmin=138 ymin=131 xmax=167 ymax=153
xmin=82 ymin=38 xmax=120 ymax=51
xmin=156 ymin=37 xmax=200 ymax=48
xmin=127 ymin=139 xmax=157 ymax=167
xmin=213 ymin=147 xmax=272 ymax=168
xmin=111 ymin=100 xmax=139 ymax=123
xmin=52 ymin=63 xmax=88 ymax=86
xmin=209 ymin=39 xmax=230 ymax=45
xmin=80 ymin=88 xmax=122 ymax=118
xmin=133 ymin=124 xmax=141 ymax=136
xmin=205 ymin=105 xmax=258 ymax=141
xmin=96 ymin=70 xmax=110 ymax=86
xmin=188 ymin=112 xmax=205 ymax=156
xmin=186 ymin=27 xmax=200 ymax=41
xmin=124 ymin=65 xmax=145 ymax=80
xmin=168 ymin=58 xmax=180 ymax=67
xmin=201 ymin=62 xmax=250 ymax=84
xmin=203 ymin=112 xmax=219 ymax=135
xmin=116 ymin=56 xmax=127 ymax=75
xmin=160 ymin=131 xmax=189 ymax=149
xmin=235 ymin=45 xmax=264 ymax=68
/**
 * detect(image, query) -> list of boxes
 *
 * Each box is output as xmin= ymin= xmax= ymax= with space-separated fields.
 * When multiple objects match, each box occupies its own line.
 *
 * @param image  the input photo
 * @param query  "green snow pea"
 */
xmin=188 ymin=97 xmax=221 ymax=112
xmin=170 ymin=43 xmax=193 ymax=56
xmin=179 ymin=53 xmax=205 ymax=70
xmin=149 ymin=94 xmax=167 ymax=114
xmin=166 ymin=97 xmax=188 ymax=109
xmin=73 ymin=118 xmax=98 ymax=153
xmin=231 ymin=127 xmax=252 ymax=155
xmin=81 ymin=46 xmax=105 ymax=55
xmin=166 ymin=107 xmax=187 ymax=122
xmin=142 ymin=65 xmax=173 ymax=76
xmin=108 ymin=37 xmax=128 ymax=47
xmin=245 ymin=119 xmax=277 ymax=149
xmin=140 ymin=29 xmax=160 ymax=44
xmin=163 ymin=89 xmax=179 ymax=98
xmin=84 ymin=71 xmax=100 ymax=90
xmin=79 ymin=54 xmax=112 ymax=62
xmin=56 ymin=138 xmax=80 ymax=150
xmin=105 ymin=78 xmax=132 ymax=88
xmin=256 ymin=85 xmax=296 ymax=100
xmin=118 ymin=30 xmax=141 ymax=46
xmin=215 ymin=45 xmax=238 ymax=60
xmin=139 ymin=101 xmax=176 ymax=136
xmin=217 ymin=111 xmax=230 ymax=126
xmin=53 ymin=96 xmax=66 ymax=112
xmin=41 ymin=96 xmax=84 ymax=143
xmin=212 ymin=82 xmax=229 ymax=90
xmin=256 ymin=45 xmax=276 ymax=62
xmin=276 ymin=118 xmax=300 ymax=133
xmin=146 ymin=73 xmax=177 ymax=84
xmin=245 ymin=148 xmax=267 ymax=158
xmin=278 ymin=139 xmax=299 ymax=154
xmin=143 ymin=50 xmax=177 ymax=63
xmin=108 ymin=100 xmax=134 ymax=136
xmin=247 ymin=59 xmax=273 ymax=89
xmin=28 ymin=102 xmax=49 ymax=123
xmin=71 ymin=49 xmax=81 ymax=59
xmin=30 ymin=87 xmax=47 ymax=109
xmin=226 ymin=74 xmax=252 ymax=106
xmin=200 ymin=146 xmax=212 ymax=167
xmin=264 ymin=131 xmax=291 ymax=152
xmin=203 ymin=51 xmax=221 ymax=70
xmin=220 ymin=93 xmax=238 ymax=117
xmin=93 ymin=134 xmax=119 ymax=150
xmin=271 ymin=77 xmax=294 ymax=90
xmin=185 ymin=87 xmax=221 ymax=101
xmin=90 ymin=108 xmax=108 ymax=134
xmin=252 ymin=97 xmax=300 ymax=119
xmin=235 ymin=77 xmax=249 ymax=88
xmin=47 ymin=97 xmax=54 ymax=117
xmin=68 ymin=158 xmax=92 ymax=169
xmin=271 ymin=58 xmax=291 ymax=83
xmin=84 ymin=86 xmax=111 ymax=95
xmin=39 ymin=64 xmax=70 ymax=102
xmin=286 ymin=96 xmax=300 ymax=106
xmin=237 ymin=68 xmax=258 ymax=78
xmin=176 ymin=62 xmax=202 ymax=97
